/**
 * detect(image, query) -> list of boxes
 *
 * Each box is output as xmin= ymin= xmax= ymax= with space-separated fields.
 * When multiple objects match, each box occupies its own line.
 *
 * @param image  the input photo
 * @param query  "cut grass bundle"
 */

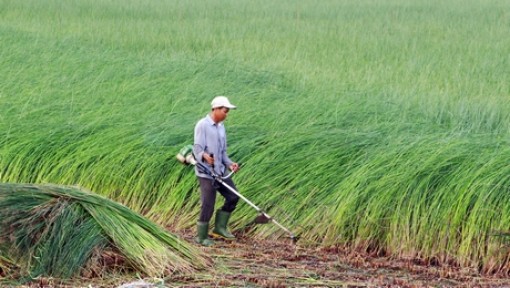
xmin=0 ymin=254 xmax=15 ymax=277
xmin=0 ymin=183 xmax=208 ymax=279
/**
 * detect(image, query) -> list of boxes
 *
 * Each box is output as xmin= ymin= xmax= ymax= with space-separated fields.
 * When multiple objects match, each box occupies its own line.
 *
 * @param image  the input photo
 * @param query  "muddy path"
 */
xmin=172 ymin=230 xmax=510 ymax=287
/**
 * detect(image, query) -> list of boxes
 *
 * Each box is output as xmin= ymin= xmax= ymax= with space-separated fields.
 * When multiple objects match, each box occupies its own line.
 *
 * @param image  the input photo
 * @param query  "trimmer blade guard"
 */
xmin=254 ymin=213 xmax=271 ymax=224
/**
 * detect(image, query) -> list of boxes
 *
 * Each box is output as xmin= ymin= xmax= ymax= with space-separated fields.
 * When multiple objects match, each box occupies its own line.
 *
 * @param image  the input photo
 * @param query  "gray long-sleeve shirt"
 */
xmin=193 ymin=114 xmax=234 ymax=178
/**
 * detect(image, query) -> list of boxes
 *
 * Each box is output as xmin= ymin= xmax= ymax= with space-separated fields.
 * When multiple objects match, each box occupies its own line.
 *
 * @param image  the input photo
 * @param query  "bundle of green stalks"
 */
xmin=1 ymin=0 xmax=510 ymax=276
xmin=0 ymin=184 xmax=208 ymax=279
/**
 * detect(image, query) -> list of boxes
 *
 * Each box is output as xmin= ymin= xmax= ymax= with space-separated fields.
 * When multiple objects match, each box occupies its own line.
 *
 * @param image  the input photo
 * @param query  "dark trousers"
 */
xmin=198 ymin=177 xmax=240 ymax=222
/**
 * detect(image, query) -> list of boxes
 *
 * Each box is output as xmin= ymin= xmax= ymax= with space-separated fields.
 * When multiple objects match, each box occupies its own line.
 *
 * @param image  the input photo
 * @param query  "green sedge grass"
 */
xmin=1 ymin=0 xmax=510 ymax=274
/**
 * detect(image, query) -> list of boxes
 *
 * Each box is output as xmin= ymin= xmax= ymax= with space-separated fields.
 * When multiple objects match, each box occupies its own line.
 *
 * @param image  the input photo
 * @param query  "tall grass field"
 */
xmin=1 ymin=0 xmax=510 ymax=274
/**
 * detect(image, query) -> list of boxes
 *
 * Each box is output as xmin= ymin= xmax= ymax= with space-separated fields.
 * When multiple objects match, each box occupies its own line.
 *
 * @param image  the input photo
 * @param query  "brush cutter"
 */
xmin=177 ymin=145 xmax=299 ymax=243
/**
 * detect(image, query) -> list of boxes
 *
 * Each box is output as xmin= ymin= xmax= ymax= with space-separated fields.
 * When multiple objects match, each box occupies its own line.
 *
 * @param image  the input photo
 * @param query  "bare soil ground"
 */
xmin=171 ymin=230 xmax=510 ymax=288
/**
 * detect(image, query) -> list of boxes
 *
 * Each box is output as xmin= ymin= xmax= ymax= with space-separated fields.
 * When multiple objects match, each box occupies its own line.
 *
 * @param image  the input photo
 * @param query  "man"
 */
xmin=193 ymin=96 xmax=240 ymax=246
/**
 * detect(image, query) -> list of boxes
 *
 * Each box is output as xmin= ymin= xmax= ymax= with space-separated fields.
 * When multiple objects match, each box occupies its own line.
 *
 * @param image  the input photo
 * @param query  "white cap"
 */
xmin=211 ymin=96 xmax=236 ymax=109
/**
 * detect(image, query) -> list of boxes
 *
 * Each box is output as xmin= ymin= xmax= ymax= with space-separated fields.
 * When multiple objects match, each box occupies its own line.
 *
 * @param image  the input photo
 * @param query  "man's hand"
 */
xmin=229 ymin=163 xmax=240 ymax=173
xmin=203 ymin=153 xmax=214 ymax=165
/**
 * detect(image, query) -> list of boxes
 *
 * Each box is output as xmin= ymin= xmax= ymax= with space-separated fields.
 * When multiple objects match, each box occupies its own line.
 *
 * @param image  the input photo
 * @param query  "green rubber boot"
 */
xmin=195 ymin=222 xmax=214 ymax=246
xmin=212 ymin=210 xmax=236 ymax=239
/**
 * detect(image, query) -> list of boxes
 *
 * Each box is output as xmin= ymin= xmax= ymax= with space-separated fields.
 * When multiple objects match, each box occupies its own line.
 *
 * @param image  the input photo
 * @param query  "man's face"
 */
xmin=213 ymin=107 xmax=230 ymax=122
